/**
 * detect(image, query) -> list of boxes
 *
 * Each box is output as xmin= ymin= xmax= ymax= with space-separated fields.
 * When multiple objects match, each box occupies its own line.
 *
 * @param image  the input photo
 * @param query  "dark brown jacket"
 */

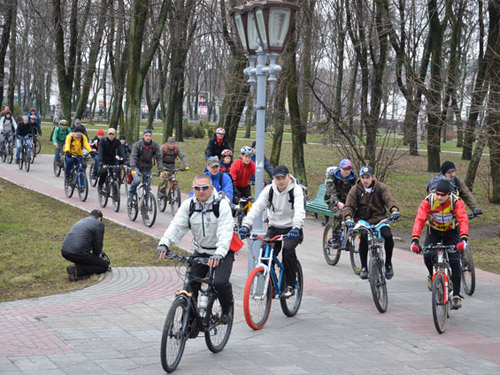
xmin=343 ymin=178 xmax=398 ymax=224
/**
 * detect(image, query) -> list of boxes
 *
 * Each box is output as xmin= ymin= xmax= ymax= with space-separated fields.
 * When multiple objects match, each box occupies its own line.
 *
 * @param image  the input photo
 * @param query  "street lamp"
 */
xmin=231 ymin=0 xmax=299 ymax=272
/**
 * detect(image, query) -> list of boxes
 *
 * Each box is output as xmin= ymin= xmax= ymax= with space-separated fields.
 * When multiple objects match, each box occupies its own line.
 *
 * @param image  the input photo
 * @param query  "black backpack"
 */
xmin=187 ymin=196 xmax=222 ymax=229
xmin=268 ymin=179 xmax=307 ymax=211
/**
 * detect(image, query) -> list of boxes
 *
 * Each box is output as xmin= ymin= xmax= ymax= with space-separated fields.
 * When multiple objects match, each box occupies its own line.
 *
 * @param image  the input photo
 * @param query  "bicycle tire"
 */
xmin=170 ymin=184 xmax=181 ymax=217
xmin=53 ymin=158 xmax=62 ymax=177
xmin=432 ymin=272 xmax=448 ymax=334
xmin=160 ymin=297 xmax=189 ymax=373
xmin=111 ymin=181 xmax=121 ymax=212
xmin=280 ymin=260 xmax=304 ymax=317
xmin=461 ymin=246 xmax=476 ymax=296
xmin=88 ymin=161 xmax=98 ymax=187
xmin=322 ymin=224 xmax=341 ymax=266
xmin=243 ymin=266 xmax=273 ymax=330
xmin=98 ymin=185 xmax=109 ymax=208
xmin=369 ymin=257 xmax=388 ymax=313
xmin=158 ymin=184 xmax=167 ymax=212
xmin=7 ymin=142 xmax=13 ymax=164
xmin=349 ymin=233 xmax=362 ymax=275
xmin=78 ymin=173 xmax=88 ymax=202
xmin=1 ymin=150 xmax=5 ymax=162
xmin=35 ymin=137 xmax=41 ymax=155
xmin=25 ymin=149 xmax=31 ymax=172
xmin=127 ymin=196 xmax=138 ymax=221
xmin=65 ymin=172 xmax=75 ymax=198
xmin=204 ymin=297 xmax=233 ymax=353
xmin=141 ymin=192 xmax=157 ymax=227
xmin=30 ymin=144 xmax=36 ymax=164
xmin=18 ymin=148 xmax=23 ymax=170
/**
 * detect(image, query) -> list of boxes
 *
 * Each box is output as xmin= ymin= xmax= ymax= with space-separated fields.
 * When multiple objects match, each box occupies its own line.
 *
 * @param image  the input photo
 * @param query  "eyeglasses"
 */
xmin=209 ymin=164 xmax=220 ymax=168
xmin=435 ymin=192 xmax=449 ymax=197
xmin=193 ymin=185 xmax=211 ymax=191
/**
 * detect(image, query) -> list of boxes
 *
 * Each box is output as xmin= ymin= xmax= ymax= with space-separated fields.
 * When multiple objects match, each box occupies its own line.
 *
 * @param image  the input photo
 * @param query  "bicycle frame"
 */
xmin=354 ymin=218 xmax=391 ymax=259
xmin=425 ymin=245 xmax=455 ymax=304
xmin=252 ymin=234 xmax=286 ymax=298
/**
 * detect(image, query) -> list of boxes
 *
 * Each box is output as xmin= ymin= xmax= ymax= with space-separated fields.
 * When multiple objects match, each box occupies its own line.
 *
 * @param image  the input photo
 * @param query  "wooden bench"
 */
xmin=305 ymin=183 xmax=334 ymax=226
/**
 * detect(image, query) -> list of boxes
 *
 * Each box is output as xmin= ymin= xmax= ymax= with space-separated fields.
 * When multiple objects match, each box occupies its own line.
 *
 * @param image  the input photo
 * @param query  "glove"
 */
xmin=156 ymin=244 xmax=169 ymax=256
xmin=390 ymin=208 xmax=400 ymax=221
xmin=473 ymin=208 xmax=483 ymax=216
xmin=345 ymin=217 xmax=354 ymax=228
xmin=411 ymin=239 xmax=421 ymax=254
xmin=288 ymin=227 xmax=300 ymax=239
xmin=65 ymin=151 xmax=71 ymax=157
xmin=209 ymin=254 xmax=222 ymax=262
xmin=457 ymin=239 xmax=467 ymax=252
xmin=185 ymin=166 xmax=190 ymax=171
xmin=239 ymin=226 xmax=250 ymax=239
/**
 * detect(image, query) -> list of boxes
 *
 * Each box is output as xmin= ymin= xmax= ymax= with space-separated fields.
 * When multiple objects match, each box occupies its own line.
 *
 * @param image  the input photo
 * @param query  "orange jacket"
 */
xmin=412 ymin=193 xmax=469 ymax=239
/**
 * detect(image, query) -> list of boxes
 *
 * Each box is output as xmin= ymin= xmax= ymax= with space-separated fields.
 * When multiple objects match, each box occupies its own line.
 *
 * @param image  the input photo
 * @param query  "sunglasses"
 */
xmin=209 ymin=164 xmax=220 ymax=168
xmin=341 ymin=167 xmax=352 ymax=171
xmin=435 ymin=192 xmax=449 ymax=197
xmin=193 ymin=185 xmax=211 ymax=191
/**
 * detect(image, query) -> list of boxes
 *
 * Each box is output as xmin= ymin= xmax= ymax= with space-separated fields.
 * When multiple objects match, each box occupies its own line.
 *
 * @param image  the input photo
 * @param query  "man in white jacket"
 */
xmin=156 ymin=174 xmax=234 ymax=323
xmin=239 ymin=165 xmax=306 ymax=298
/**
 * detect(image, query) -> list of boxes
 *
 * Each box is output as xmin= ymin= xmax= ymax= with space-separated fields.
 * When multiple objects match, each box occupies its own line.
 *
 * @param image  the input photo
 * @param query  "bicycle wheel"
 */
xmin=24 ymin=149 xmax=31 ymax=172
xmin=170 ymin=184 xmax=181 ymax=216
xmin=461 ymin=246 xmax=476 ymax=296
xmin=280 ymin=260 xmax=304 ymax=317
xmin=53 ymin=158 xmax=62 ymax=177
xmin=432 ymin=272 xmax=448 ymax=334
xmin=369 ymin=257 xmax=388 ymax=313
xmin=1 ymin=150 xmax=5 ymax=162
xmin=322 ymin=224 xmax=341 ymax=266
xmin=35 ymin=137 xmax=41 ymax=155
xmin=18 ymin=148 xmax=23 ymax=170
xmin=160 ymin=297 xmax=189 ymax=373
xmin=205 ymin=296 xmax=233 ymax=353
xmin=98 ymin=185 xmax=108 ymax=208
xmin=243 ymin=266 xmax=273 ymax=330
xmin=7 ymin=142 xmax=13 ymax=164
xmin=157 ymin=184 xmax=167 ymax=212
xmin=141 ymin=192 xmax=157 ymax=227
xmin=30 ymin=143 xmax=36 ymax=164
xmin=77 ymin=173 xmax=88 ymax=202
xmin=88 ymin=161 xmax=98 ymax=187
xmin=65 ymin=173 xmax=75 ymax=198
xmin=127 ymin=195 xmax=138 ymax=221
xmin=111 ymin=181 xmax=121 ymax=212
xmin=349 ymin=233 xmax=362 ymax=275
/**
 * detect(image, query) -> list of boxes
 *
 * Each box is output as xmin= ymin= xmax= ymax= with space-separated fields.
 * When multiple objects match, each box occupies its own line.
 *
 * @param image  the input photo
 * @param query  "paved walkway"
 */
xmin=1 ymin=155 xmax=500 ymax=374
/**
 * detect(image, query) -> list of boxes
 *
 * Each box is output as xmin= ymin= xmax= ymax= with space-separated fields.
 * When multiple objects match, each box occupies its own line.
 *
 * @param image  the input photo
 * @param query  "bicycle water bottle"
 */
xmin=198 ymin=283 xmax=209 ymax=317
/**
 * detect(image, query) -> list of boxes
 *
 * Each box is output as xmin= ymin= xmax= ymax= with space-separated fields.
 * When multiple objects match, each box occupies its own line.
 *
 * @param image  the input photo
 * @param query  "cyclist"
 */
xmin=29 ymin=114 xmax=42 ymax=138
xmin=27 ymin=108 xmax=41 ymax=129
xmin=191 ymin=156 xmax=234 ymax=201
xmin=250 ymin=140 xmax=274 ymax=182
xmin=239 ymin=164 xmax=306 ymax=298
xmin=230 ymin=146 xmax=256 ymax=202
xmin=52 ymin=119 xmax=71 ymax=166
xmin=220 ymin=149 xmax=233 ymax=173
xmin=343 ymin=166 xmax=400 ymax=280
xmin=70 ymin=118 xmax=88 ymax=139
xmin=324 ymin=159 xmax=356 ymax=248
xmin=0 ymin=110 xmax=16 ymax=157
xmin=61 ymin=209 xmax=109 ymax=282
xmin=15 ymin=116 xmax=35 ymax=164
xmin=97 ymin=128 xmax=125 ymax=194
xmin=411 ymin=179 xmax=469 ymax=309
xmin=205 ymin=127 xmax=230 ymax=160
xmin=89 ymin=129 xmax=105 ymax=179
xmin=158 ymin=136 xmax=190 ymax=199
xmin=119 ymin=135 xmax=132 ymax=163
xmin=128 ymin=129 xmax=163 ymax=199
xmin=156 ymin=174 xmax=235 ymax=324
xmin=63 ymin=125 xmax=93 ymax=184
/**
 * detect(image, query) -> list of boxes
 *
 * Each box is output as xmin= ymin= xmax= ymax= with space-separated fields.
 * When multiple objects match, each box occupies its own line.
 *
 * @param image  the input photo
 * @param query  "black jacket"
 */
xmin=98 ymin=137 xmax=125 ymax=165
xmin=16 ymin=121 xmax=34 ymax=137
xmin=130 ymin=139 xmax=163 ymax=171
xmin=60 ymin=216 xmax=105 ymax=256
xmin=205 ymin=135 xmax=230 ymax=160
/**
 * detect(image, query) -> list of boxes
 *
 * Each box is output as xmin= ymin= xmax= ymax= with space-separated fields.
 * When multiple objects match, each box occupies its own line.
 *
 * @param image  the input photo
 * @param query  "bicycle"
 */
xmin=352 ymin=217 xmax=396 ymax=313
xmin=127 ymin=172 xmax=157 ymax=227
xmin=233 ymin=196 xmax=254 ymax=229
xmin=461 ymin=213 xmax=478 ymax=296
xmin=31 ymin=134 xmax=41 ymax=163
xmin=64 ymin=154 xmax=91 ymax=202
xmin=17 ymin=136 xmax=32 ymax=172
xmin=243 ymin=233 xmax=303 ymax=330
xmin=158 ymin=168 xmax=185 ymax=216
xmin=423 ymin=243 xmax=458 ymax=334
xmin=322 ymin=220 xmax=362 ymax=274
xmin=98 ymin=164 xmax=123 ymax=212
xmin=1 ymin=132 xmax=14 ymax=164
xmin=87 ymin=155 xmax=99 ymax=187
xmin=120 ymin=165 xmax=132 ymax=196
xmin=160 ymin=252 xmax=233 ymax=373
xmin=53 ymin=145 xmax=65 ymax=177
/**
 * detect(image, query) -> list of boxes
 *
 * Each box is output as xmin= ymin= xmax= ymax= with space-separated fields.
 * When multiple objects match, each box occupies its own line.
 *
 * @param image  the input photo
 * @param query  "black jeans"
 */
xmin=61 ymin=251 xmax=109 ymax=278
xmin=424 ymin=227 xmax=462 ymax=295
xmin=234 ymin=185 xmax=251 ymax=203
xmin=359 ymin=225 xmax=394 ymax=269
xmin=189 ymin=251 xmax=235 ymax=314
xmin=265 ymin=226 xmax=303 ymax=289
xmin=98 ymin=163 xmax=119 ymax=187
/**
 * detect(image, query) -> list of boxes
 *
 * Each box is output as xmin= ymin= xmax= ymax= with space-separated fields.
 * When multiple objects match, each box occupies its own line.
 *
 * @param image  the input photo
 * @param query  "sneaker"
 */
xmin=15 ymin=158 xmax=20 ymax=164
xmin=385 ymin=264 xmax=394 ymax=280
xmin=451 ymin=294 xmax=462 ymax=310
xmin=329 ymin=237 xmax=340 ymax=249
xmin=219 ymin=312 xmax=232 ymax=325
xmin=67 ymin=265 xmax=77 ymax=282
xmin=360 ymin=267 xmax=368 ymax=280
xmin=427 ymin=275 xmax=433 ymax=291
xmin=280 ymin=286 xmax=295 ymax=299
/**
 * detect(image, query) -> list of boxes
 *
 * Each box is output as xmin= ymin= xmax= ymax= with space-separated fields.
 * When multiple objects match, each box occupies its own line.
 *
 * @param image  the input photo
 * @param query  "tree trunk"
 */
xmin=0 ymin=1 xmax=14 ymax=108
xmin=334 ymin=0 xmax=345 ymax=136
xmin=270 ymin=75 xmax=287 ymax=167
xmin=300 ymin=0 xmax=316 ymax=142
xmin=464 ymin=125 xmax=487 ymax=191
xmin=7 ymin=0 xmax=17 ymax=109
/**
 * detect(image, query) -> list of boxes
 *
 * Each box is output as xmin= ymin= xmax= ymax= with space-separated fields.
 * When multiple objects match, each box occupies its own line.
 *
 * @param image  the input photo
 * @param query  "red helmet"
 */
xmin=97 ymin=129 xmax=105 ymax=136
xmin=215 ymin=127 xmax=225 ymax=134
xmin=221 ymin=149 xmax=232 ymax=157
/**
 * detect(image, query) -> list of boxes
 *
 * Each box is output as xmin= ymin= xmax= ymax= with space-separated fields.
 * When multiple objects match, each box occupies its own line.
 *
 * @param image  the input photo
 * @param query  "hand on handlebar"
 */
xmin=411 ymin=239 xmax=421 ymax=254
xmin=456 ymin=238 xmax=467 ymax=252
xmin=390 ymin=208 xmax=400 ymax=221
xmin=156 ymin=244 xmax=169 ymax=260
xmin=239 ymin=226 xmax=250 ymax=239
xmin=288 ymin=227 xmax=300 ymax=239
xmin=208 ymin=254 xmax=222 ymax=268
xmin=345 ymin=217 xmax=354 ymax=228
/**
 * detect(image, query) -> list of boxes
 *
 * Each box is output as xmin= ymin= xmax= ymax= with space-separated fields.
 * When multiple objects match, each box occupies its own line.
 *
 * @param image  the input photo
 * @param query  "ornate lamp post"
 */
xmin=231 ymin=0 xmax=299 ymax=271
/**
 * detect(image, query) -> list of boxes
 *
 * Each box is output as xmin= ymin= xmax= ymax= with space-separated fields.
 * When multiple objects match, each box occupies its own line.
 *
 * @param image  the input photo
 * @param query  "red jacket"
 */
xmin=412 ymin=193 xmax=469 ymax=239
xmin=230 ymin=158 xmax=255 ymax=188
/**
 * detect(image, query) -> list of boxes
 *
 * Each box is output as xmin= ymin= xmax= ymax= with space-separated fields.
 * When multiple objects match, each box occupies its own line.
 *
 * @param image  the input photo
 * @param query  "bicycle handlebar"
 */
xmin=249 ymin=233 xmax=287 ymax=243
xmin=422 ymin=244 xmax=457 ymax=254
xmin=162 ymin=167 xmax=187 ymax=172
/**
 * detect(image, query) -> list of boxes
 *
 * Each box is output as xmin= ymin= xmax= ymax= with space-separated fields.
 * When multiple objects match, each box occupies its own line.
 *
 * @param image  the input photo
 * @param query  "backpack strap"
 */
xmin=188 ymin=196 xmax=222 ymax=229
xmin=356 ymin=183 xmax=383 ymax=207
xmin=163 ymin=142 xmax=168 ymax=157
xmin=268 ymin=181 xmax=299 ymax=211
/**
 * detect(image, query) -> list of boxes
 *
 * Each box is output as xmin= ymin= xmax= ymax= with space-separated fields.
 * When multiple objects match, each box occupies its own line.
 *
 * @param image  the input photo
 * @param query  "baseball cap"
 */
xmin=107 ymin=128 xmax=116 ymax=135
xmin=74 ymin=118 xmax=81 ymax=124
xmin=273 ymin=165 xmax=289 ymax=177
xmin=359 ymin=165 xmax=374 ymax=176
xmin=167 ymin=136 xmax=175 ymax=143
xmin=339 ymin=159 xmax=352 ymax=168
xmin=207 ymin=156 xmax=220 ymax=167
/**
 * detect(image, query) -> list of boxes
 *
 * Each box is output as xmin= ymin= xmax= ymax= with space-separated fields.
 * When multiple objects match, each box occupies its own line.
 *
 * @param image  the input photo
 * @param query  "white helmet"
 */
xmin=241 ymin=146 xmax=253 ymax=155
xmin=215 ymin=127 xmax=225 ymax=134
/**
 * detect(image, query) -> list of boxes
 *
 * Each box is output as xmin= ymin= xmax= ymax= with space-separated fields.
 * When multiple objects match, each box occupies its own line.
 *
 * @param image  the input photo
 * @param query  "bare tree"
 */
xmin=0 ymin=0 xmax=15 ymax=108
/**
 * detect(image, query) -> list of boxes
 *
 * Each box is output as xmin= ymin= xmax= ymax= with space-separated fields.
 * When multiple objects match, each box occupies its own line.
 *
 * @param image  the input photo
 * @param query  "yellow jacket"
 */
xmin=63 ymin=133 xmax=92 ymax=156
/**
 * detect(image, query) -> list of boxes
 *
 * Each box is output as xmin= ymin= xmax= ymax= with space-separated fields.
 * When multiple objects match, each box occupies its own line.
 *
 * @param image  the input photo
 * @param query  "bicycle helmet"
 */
xmin=59 ymin=119 xmax=68 ymax=126
xmin=97 ymin=129 xmax=105 ymax=136
xmin=241 ymin=146 xmax=253 ymax=155
xmin=215 ymin=127 xmax=225 ymax=134
xmin=221 ymin=149 xmax=232 ymax=157
xmin=30 ymin=115 xmax=37 ymax=120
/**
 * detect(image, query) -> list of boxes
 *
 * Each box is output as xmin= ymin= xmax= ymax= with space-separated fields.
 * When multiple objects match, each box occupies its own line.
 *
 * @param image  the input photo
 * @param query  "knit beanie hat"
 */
xmin=441 ymin=161 xmax=456 ymax=175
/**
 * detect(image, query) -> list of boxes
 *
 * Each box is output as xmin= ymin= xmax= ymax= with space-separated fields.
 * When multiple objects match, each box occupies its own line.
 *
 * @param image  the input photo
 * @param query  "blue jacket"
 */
xmin=189 ymin=170 xmax=234 ymax=200
xmin=251 ymin=154 xmax=274 ymax=182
